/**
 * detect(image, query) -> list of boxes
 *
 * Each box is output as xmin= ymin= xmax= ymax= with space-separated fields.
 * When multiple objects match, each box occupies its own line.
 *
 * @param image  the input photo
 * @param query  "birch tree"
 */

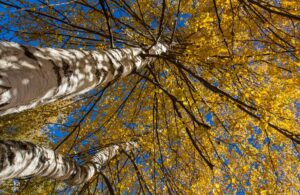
xmin=0 ymin=41 xmax=166 ymax=116
xmin=0 ymin=0 xmax=300 ymax=194
xmin=0 ymin=140 xmax=136 ymax=185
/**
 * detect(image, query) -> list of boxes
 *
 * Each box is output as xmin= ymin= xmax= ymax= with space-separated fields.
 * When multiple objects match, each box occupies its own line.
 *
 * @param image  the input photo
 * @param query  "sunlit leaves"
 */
xmin=1 ymin=0 xmax=300 ymax=194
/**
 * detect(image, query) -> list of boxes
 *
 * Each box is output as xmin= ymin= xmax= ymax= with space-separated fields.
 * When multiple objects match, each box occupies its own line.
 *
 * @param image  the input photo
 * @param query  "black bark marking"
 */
xmin=0 ymin=150 xmax=4 ymax=171
xmin=115 ymin=65 xmax=124 ymax=79
xmin=131 ymin=63 xmax=137 ymax=75
xmin=0 ymin=142 xmax=6 ymax=171
xmin=67 ymin=164 xmax=79 ymax=182
xmin=86 ymin=51 xmax=101 ymax=82
xmin=0 ymin=85 xmax=11 ymax=94
xmin=62 ymin=60 xmax=73 ymax=77
xmin=0 ymin=84 xmax=11 ymax=107
xmin=17 ymin=141 xmax=36 ymax=156
xmin=95 ymin=68 xmax=101 ymax=81
xmin=20 ymin=45 xmax=38 ymax=61
xmin=39 ymin=154 xmax=49 ymax=164
xmin=107 ymin=58 xmax=116 ymax=76
xmin=0 ymin=102 xmax=9 ymax=109
xmin=47 ymin=153 xmax=58 ymax=177
xmin=105 ymin=52 xmax=118 ymax=76
xmin=100 ymin=69 xmax=109 ymax=83
xmin=18 ymin=142 xmax=34 ymax=151
xmin=50 ymin=60 xmax=62 ymax=86
xmin=7 ymin=147 xmax=15 ymax=165
xmin=62 ymin=60 xmax=72 ymax=90
xmin=95 ymin=67 xmax=101 ymax=81
xmin=140 ymin=53 xmax=146 ymax=59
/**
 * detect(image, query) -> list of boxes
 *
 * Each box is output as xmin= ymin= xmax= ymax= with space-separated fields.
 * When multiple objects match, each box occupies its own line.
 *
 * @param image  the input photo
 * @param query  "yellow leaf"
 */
xmin=260 ymin=190 xmax=268 ymax=195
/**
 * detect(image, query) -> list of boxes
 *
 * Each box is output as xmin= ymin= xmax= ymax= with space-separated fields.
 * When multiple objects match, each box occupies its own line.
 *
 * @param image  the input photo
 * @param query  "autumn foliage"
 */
xmin=0 ymin=0 xmax=299 ymax=194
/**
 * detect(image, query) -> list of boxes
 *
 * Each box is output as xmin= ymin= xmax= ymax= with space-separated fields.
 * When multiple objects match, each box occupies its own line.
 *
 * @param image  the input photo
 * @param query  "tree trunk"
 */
xmin=0 ymin=42 xmax=166 ymax=116
xmin=0 ymin=140 xmax=135 ymax=185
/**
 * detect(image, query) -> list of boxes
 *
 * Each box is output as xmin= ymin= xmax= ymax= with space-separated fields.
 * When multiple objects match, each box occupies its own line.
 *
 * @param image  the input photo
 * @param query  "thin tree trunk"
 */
xmin=0 ymin=140 xmax=136 ymax=185
xmin=0 ymin=42 xmax=166 ymax=116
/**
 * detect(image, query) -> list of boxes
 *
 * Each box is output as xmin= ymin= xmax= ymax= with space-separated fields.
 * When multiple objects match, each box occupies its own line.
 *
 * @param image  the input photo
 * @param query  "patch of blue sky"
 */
xmin=205 ymin=112 xmax=215 ymax=126
xmin=0 ymin=0 xmax=74 ymax=47
xmin=48 ymin=125 xmax=69 ymax=144
xmin=72 ymin=155 xmax=82 ymax=164
xmin=263 ymin=137 xmax=271 ymax=145
xmin=80 ymin=139 xmax=89 ymax=147
xmin=82 ymin=130 xmax=100 ymax=143
xmin=112 ymin=7 xmax=130 ymax=19
xmin=48 ymin=91 xmax=106 ymax=144
xmin=228 ymin=143 xmax=243 ymax=156
xmin=114 ymin=41 xmax=125 ymax=48
xmin=226 ymin=183 xmax=233 ymax=191
xmin=150 ymin=18 xmax=158 ymax=29
xmin=135 ymin=156 xmax=150 ymax=173
xmin=176 ymin=13 xmax=191 ymax=29
xmin=253 ymin=126 xmax=262 ymax=135
xmin=156 ymin=155 xmax=164 ymax=165
xmin=159 ymin=70 xmax=168 ymax=79
xmin=295 ymin=101 xmax=300 ymax=118
xmin=85 ymin=148 xmax=98 ymax=158
xmin=293 ymin=148 xmax=300 ymax=160
xmin=242 ymin=174 xmax=251 ymax=187
xmin=236 ymin=186 xmax=245 ymax=195
xmin=273 ymin=0 xmax=281 ymax=7
xmin=96 ymin=182 xmax=105 ymax=194
xmin=139 ymin=79 xmax=147 ymax=89
xmin=0 ymin=0 xmax=42 ymax=10
xmin=224 ymin=174 xmax=230 ymax=181
xmin=0 ymin=16 xmax=40 ymax=46
xmin=123 ymin=122 xmax=137 ymax=130
xmin=64 ymin=113 xmax=78 ymax=127
xmin=251 ymin=162 xmax=259 ymax=170
xmin=270 ymin=143 xmax=283 ymax=152
xmin=90 ymin=108 xmax=99 ymax=122
xmin=252 ymin=40 xmax=265 ymax=51
xmin=113 ymin=29 xmax=123 ymax=34
xmin=219 ymin=155 xmax=230 ymax=166
xmin=247 ymin=135 xmax=261 ymax=150
xmin=212 ymin=80 xmax=219 ymax=87
xmin=90 ymin=88 xmax=103 ymax=97
xmin=245 ymin=180 xmax=251 ymax=187
xmin=95 ymin=101 xmax=106 ymax=110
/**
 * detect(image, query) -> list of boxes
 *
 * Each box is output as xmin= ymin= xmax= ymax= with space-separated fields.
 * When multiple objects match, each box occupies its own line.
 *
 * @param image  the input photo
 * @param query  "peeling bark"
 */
xmin=0 ymin=42 xmax=167 ymax=116
xmin=0 ymin=140 xmax=136 ymax=185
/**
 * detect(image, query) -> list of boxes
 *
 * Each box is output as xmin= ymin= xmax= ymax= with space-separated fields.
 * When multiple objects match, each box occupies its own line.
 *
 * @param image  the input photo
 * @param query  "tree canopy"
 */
xmin=0 ymin=0 xmax=299 ymax=194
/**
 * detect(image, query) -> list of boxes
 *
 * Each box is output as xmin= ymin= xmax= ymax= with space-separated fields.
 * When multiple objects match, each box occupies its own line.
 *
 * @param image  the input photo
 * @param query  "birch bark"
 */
xmin=0 ymin=42 xmax=166 ymax=116
xmin=0 ymin=140 xmax=135 ymax=185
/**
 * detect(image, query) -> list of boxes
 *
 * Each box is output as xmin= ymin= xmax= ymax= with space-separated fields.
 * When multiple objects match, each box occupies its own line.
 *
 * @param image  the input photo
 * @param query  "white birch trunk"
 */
xmin=0 ymin=42 xmax=166 ymax=116
xmin=0 ymin=140 xmax=136 ymax=185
